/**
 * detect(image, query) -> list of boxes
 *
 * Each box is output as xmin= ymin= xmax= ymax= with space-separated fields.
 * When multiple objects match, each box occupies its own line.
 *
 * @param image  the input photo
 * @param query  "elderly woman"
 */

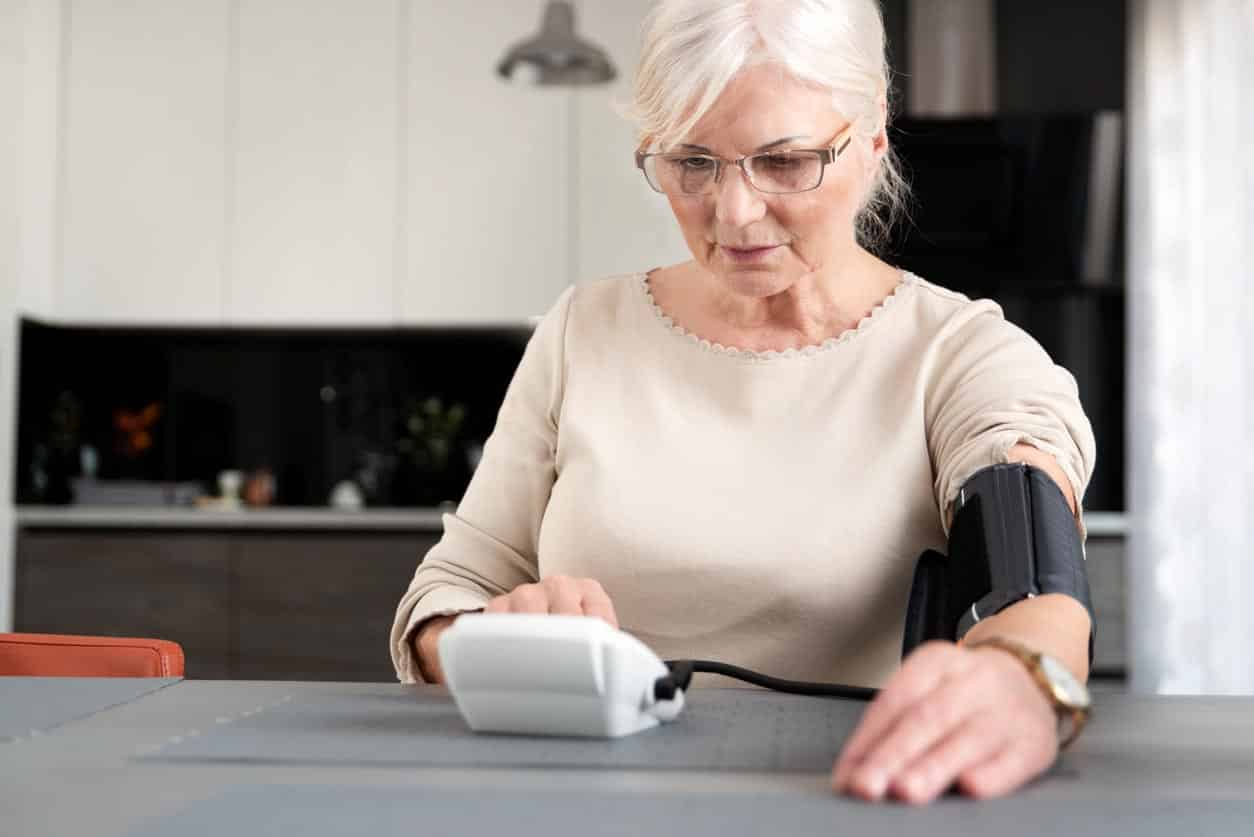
xmin=391 ymin=0 xmax=1095 ymax=806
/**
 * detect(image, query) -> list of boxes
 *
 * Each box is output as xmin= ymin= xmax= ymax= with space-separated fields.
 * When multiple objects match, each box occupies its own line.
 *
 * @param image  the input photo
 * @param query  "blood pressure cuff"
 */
xmin=902 ymin=462 xmax=1095 ymax=671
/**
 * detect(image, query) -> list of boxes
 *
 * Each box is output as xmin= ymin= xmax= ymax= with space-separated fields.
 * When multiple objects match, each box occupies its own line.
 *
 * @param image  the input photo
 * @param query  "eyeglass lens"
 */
xmin=646 ymin=151 xmax=823 ymax=195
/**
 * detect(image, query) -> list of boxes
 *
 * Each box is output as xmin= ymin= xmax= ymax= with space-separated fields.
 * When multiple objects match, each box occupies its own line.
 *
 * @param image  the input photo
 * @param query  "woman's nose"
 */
xmin=713 ymin=165 xmax=767 ymax=227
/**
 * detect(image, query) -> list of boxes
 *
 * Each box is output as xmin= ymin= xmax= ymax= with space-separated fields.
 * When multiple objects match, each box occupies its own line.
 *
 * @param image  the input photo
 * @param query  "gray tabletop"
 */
xmin=0 ymin=677 xmax=179 ymax=741
xmin=2 ymin=678 xmax=1253 ymax=837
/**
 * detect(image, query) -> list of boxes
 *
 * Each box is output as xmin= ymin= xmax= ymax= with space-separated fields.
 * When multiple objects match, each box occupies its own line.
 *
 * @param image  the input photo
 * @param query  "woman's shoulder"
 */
xmin=553 ymin=272 xmax=653 ymax=333
xmin=904 ymin=273 xmax=995 ymax=317
xmin=901 ymin=272 xmax=1019 ymax=342
xmin=524 ymin=274 xmax=653 ymax=359
xmin=902 ymin=273 xmax=1061 ymax=376
xmin=567 ymin=272 xmax=648 ymax=307
xmin=530 ymin=273 xmax=643 ymax=330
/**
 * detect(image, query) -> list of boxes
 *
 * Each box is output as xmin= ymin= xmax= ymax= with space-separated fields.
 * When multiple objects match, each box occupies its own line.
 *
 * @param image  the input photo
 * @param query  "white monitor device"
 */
xmin=438 ymin=613 xmax=685 ymax=738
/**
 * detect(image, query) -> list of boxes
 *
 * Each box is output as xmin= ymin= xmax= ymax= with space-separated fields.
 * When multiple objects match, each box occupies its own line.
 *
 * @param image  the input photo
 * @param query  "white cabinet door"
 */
xmin=16 ymin=0 xmax=61 ymax=321
xmin=2 ymin=0 xmax=23 ymax=631
xmin=229 ymin=0 xmax=400 ymax=325
xmin=575 ymin=0 xmax=690 ymax=285
xmin=403 ymin=1 xmax=570 ymax=323
xmin=60 ymin=0 xmax=230 ymax=324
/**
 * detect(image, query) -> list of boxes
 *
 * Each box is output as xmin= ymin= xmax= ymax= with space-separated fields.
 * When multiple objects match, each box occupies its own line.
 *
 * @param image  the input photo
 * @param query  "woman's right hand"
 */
xmin=483 ymin=575 xmax=620 ymax=627
xmin=413 ymin=576 xmax=619 ymax=684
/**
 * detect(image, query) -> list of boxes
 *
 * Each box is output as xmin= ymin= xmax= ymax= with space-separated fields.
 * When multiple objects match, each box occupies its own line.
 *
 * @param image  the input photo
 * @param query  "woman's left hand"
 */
xmin=832 ymin=640 xmax=1059 ymax=804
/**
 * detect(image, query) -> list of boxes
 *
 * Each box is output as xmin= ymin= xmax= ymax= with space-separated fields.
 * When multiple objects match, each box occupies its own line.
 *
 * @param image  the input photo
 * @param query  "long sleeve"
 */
xmin=389 ymin=285 xmax=575 ymax=683
xmin=923 ymin=302 xmax=1097 ymax=539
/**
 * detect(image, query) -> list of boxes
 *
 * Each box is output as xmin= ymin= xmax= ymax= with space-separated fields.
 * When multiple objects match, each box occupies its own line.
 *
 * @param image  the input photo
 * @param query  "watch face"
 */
xmin=1040 ymin=654 xmax=1091 ymax=708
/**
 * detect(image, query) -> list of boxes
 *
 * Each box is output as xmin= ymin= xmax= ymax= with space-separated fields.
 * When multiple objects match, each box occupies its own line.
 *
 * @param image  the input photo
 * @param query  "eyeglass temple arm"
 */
xmin=822 ymin=132 xmax=854 ymax=163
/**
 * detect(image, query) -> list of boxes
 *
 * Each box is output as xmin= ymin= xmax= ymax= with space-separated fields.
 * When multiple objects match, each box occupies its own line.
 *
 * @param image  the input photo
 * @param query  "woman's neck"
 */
xmin=656 ymin=252 xmax=903 ymax=352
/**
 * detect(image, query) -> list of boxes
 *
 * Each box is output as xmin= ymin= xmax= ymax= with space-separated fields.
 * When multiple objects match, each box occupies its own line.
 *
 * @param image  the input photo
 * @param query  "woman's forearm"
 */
xmin=411 ymin=613 xmax=460 ymax=684
xmin=960 ymin=592 xmax=1092 ymax=684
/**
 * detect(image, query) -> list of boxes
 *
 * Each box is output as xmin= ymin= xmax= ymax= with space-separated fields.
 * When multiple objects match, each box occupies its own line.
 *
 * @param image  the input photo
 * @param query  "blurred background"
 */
xmin=0 ymin=0 xmax=1249 ymax=690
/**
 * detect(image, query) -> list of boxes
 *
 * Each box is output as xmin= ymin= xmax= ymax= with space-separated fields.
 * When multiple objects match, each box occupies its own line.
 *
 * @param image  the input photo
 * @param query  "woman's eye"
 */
xmin=760 ymin=153 xmax=801 ymax=170
xmin=678 ymin=157 xmax=714 ymax=171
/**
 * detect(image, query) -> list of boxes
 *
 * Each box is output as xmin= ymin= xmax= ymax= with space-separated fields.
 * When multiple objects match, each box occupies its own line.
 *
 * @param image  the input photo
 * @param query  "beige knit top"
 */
xmin=390 ymin=271 xmax=1096 ymax=688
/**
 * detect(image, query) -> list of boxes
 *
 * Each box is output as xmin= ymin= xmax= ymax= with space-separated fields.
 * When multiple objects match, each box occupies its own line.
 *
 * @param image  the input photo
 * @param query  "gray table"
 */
xmin=0 ymin=677 xmax=179 ymax=741
xmin=2 ymin=678 xmax=1253 ymax=837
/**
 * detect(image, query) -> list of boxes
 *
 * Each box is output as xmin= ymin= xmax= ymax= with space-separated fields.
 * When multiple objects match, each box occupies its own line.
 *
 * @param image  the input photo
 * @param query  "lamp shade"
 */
xmin=497 ymin=1 xmax=616 ymax=87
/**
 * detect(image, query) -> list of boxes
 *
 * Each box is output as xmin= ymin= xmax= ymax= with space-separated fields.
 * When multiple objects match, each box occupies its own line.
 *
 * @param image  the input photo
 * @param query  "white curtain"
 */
xmin=1127 ymin=0 xmax=1254 ymax=694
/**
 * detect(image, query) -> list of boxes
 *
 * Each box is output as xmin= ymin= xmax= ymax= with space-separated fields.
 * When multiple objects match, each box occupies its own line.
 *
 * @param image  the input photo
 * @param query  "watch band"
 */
xmin=966 ymin=636 xmax=1090 ymax=750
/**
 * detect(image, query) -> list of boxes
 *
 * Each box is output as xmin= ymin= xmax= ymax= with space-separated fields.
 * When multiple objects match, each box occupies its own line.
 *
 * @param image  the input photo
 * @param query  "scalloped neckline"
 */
xmin=638 ymin=270 xmax=915 ymax=361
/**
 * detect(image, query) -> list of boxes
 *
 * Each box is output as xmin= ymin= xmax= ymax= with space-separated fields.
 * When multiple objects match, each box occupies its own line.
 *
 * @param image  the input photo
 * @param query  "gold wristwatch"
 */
xmin=967 ymin=636 xmax=1091 ymax=749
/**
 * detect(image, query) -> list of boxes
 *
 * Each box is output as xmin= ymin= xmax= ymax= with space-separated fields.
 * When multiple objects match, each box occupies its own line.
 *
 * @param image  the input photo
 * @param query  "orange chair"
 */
xmin=0 ymin=632 xmax=185 ymax=677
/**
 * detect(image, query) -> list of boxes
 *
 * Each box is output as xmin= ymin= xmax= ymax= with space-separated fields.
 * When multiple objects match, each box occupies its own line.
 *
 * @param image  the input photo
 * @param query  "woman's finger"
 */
xmin=833 ymin=642 xmax=969 ymax=787
xmin=544 ymin=576 xmax=585 ymax=616
xmin=837 ymin=661 xmax=992 ymax=801
xmin=578 ymin=581 xmax=619 ymax=629
xmin=507 ymin=584 xmax=549 ymax=614
xmin=884 ymin=716 xmax=1008 ymax=805
xmin=955 ymin=744 xmax=1046 ymax=800
xmin=485 ymin=579 xmax=618 ymax=626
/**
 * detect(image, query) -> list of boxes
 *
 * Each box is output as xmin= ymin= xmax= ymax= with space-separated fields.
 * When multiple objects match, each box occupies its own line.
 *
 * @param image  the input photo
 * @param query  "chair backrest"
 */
xmin=0 ymin=633 xmax=185 ymax=677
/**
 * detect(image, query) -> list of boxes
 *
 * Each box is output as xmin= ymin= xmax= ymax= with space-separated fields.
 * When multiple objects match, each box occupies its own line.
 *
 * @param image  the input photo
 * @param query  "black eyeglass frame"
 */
xmin=634 ymin=127 xmax=854 ymax=196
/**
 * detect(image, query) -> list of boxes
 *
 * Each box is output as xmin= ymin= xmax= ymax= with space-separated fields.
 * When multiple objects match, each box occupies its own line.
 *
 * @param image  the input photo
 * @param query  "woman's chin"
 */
xmin=715 ymin=267 xmax=795 ymax=299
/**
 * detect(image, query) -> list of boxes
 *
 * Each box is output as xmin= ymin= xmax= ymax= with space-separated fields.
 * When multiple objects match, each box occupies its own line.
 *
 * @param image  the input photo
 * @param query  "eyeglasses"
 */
xmin=635 ymin=127 xmax=854 ymax=196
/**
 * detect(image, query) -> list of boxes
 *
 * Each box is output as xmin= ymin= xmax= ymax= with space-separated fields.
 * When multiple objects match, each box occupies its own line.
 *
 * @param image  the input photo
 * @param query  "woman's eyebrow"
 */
xmin=676 ymin=136 xmax=808 ymax=153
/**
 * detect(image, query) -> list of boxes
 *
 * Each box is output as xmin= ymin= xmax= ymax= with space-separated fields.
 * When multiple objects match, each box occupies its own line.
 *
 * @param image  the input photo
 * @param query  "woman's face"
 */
xmin=663 ymin=64 xmax=885 ymax=299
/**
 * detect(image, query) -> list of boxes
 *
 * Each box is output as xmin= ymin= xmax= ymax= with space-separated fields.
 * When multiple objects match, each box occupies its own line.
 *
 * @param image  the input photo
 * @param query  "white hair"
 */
xmin=628 ymin=0 xmax=910 ymax=252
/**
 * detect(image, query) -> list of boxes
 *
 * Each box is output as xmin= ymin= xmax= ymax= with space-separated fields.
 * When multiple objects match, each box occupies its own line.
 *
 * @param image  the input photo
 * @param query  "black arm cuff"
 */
xmin=903 ymin=463 xmax=1096 ymax=670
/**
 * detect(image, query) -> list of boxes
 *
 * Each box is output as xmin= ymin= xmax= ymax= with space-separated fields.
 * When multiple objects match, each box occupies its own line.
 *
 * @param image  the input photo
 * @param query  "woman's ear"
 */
xmin=869 ymin=96 xmax=889 ymax=163
xmin=855 ymin=96 xmax=889 ymax=196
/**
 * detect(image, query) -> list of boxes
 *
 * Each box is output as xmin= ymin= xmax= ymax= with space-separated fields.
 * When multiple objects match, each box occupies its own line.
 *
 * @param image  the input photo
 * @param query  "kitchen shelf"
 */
xmin=14 ymin=505 xmax=1128 ymax=538
xmin=14 ymin=505 xmax=449 ymax=531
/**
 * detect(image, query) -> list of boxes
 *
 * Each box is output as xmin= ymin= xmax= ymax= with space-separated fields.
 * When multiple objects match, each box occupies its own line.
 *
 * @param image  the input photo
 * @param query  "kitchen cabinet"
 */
xmin=15 ymin=523 xmax=1129 ymax=680
xmin=14 ymin=0 xmax=60 ymax=321
xmin=573 ymin=1 xmax=690 ymax=284
xmin=59 ymin=0 xmax=230 ymax=324
xmin=400 ymin=1 xmax=571 ymax=323
xmin=34 ymin=1 xmax=691 ymax=326
xmin=58 ymin=0 xmax=403 ymax=326
xmin=234 ymin=533 xmax=430 ymax=680
xmin=16 ymin=532 xmax=236 ymax=678
xmin=15 ymin=528 xmax=439 ymax=681
xmin=1 ymin=0 xmax=21 ymax=633
xmin=228 ymin=0 xmax=400 ymax=325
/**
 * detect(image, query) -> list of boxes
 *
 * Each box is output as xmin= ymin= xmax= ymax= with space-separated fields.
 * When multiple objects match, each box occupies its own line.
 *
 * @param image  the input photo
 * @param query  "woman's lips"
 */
xmin=720 ymin=244 xmax=780 ymax=263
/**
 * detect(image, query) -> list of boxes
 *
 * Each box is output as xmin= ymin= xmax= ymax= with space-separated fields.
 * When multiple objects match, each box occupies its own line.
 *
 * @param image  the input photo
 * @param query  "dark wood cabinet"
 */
xmin=16 ymin=525 xmax=1128 ymax=680
xmin=235 ymin=533 xmax=433 ymax=681
xmin=16 ymin=532 xmax=236 ymax=678
xmin=15 ymin=528 xmax=439 ymax=681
